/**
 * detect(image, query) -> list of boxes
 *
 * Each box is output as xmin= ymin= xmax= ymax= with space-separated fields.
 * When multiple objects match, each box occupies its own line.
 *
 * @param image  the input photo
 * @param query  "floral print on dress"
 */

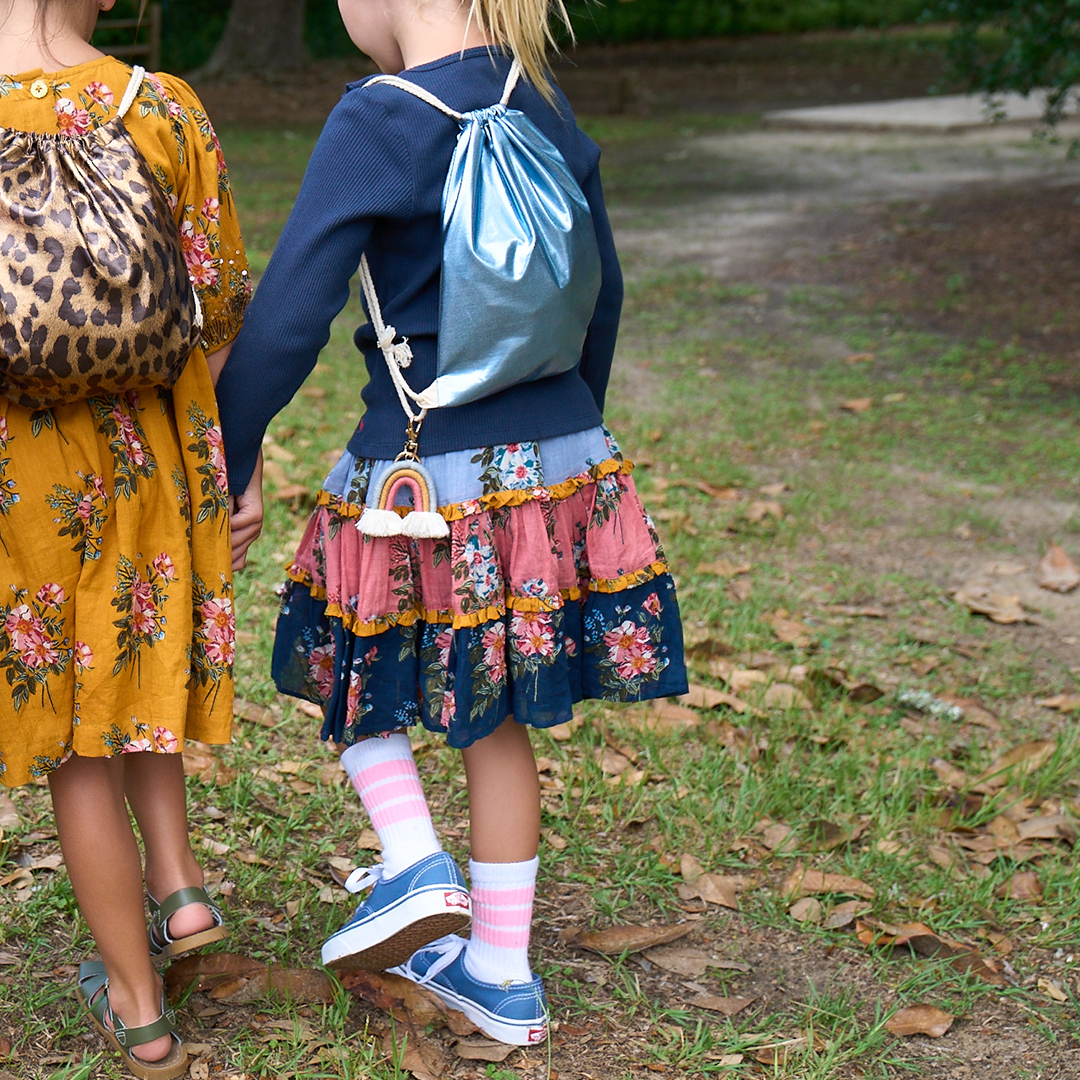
xmin=48 ymin=471 xmax=109 ymax=563
xmin=188 ymin=573 xmax=234 ymax=707
xmin=472 ymin=441 xmax=543 ymax=493
xmin=454 ymin=525 xmax=502 ymax=610
xmin=101 ymin=717 xmax=177 ymax=756
xmin=91 ymin=393 xmax=158 ymax=499
xmin=0 ymin=583 xmax=71 ymax=712
xmin=467 ymin=620 xmax=508 ymax=719
xmin=111 ymin=554 xmax=172 ymax=679
xmin=54 ymin=97 xmax=92 ymax=136
xmin=586 ymin=589 xmax=672 ymax=699
xmin=0 ymin=415 xmax=19 ymax=554
xmin=185 ymin=403 xmax=229 ymax=529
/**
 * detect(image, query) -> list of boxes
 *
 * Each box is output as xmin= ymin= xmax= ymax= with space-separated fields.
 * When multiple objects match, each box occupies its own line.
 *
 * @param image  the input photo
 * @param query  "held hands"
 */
xmin=229 ymin=451 xmax=264 ymax=570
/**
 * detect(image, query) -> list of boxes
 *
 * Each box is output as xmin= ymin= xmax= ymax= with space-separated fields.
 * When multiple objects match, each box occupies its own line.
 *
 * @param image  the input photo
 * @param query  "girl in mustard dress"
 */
xmin=0 ymin=1 xmax=250 ymax=1076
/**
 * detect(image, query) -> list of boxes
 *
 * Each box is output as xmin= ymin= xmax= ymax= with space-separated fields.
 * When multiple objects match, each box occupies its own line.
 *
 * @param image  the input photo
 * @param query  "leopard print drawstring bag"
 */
xmin=0 ymin=65 xmax=201 ymax=410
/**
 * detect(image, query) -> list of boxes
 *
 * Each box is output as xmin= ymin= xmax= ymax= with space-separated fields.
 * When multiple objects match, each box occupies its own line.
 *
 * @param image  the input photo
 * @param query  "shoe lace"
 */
xmin=343 ymin=865 xmax=385 ymax=894
xmin=398 ymin=934 xmax=466 ymax=985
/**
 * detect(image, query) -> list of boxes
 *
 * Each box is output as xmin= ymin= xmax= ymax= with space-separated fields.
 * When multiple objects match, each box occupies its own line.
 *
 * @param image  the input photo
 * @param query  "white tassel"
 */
xmin=357 ymin=508 xmax=404 ymax=537
xmin=398 ymin=510 xmax=450 ymax=539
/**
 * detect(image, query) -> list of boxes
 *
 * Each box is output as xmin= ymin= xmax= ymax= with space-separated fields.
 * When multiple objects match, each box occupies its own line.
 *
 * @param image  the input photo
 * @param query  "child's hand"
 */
xmin=229 ymin=452 xmax=264 ymax=570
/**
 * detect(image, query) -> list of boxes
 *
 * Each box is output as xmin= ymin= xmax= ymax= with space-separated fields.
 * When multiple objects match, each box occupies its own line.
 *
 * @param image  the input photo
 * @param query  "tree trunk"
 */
xmin=201 ymin=0 xmax=308 ymax=77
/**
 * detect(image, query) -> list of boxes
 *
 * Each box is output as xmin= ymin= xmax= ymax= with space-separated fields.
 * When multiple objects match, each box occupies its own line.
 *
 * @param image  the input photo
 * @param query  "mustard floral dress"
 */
xmin=0 ymin=57 xmax=250 ymax=787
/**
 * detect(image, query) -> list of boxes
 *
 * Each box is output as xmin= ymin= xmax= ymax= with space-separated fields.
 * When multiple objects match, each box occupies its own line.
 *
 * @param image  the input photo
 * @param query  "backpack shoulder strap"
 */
xmin=365 ymin=59 xmax=523 ymax=118
xmin=365 ymin=73 xmax=463 ymax=120
xmin=499 ymin=60 xmax=521 ymax=105
xmin=116 ymin=66 xmax=146 ymax=121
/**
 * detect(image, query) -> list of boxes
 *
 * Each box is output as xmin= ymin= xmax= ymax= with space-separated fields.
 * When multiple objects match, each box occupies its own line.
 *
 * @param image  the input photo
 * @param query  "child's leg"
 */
xmin=321 ymin=732 xmax=470 ymax=969
xmin=123 ymin=752 xmax=215 ymax=941
xmin=48 ymin=754 xmax=174 ymax=1064
xmin=460 ymin=717 xmax=541 ymax=983
xmin=340 ymin=732 xmax=441 ymax=877
xmin=460 ymin=716 xmax=540 ymax=863
xmin=387 ymin=717 xmax=547 ymax=1046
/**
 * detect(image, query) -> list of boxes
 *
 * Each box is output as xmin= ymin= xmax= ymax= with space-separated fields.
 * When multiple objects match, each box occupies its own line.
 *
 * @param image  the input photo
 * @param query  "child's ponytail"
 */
xmin=468 ymin=0 xmax=573 ymax=102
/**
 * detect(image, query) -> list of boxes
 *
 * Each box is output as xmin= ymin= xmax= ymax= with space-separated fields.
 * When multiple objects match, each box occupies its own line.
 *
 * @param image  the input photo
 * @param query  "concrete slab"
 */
xmin=764 ymin=92 xmax=1059 ymax=133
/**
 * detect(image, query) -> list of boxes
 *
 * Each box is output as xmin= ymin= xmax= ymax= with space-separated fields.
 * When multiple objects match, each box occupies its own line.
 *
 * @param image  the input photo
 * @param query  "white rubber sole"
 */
xmin=321 ymin=886 xmax=470 ymax=970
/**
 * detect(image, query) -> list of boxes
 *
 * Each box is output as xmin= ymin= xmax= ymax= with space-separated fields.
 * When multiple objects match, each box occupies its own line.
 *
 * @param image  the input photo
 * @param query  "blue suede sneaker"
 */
xmin=321 ymin=852 xmax=471 ymax=971
xmin=387 ymin=934 xmax=549 ymax=1046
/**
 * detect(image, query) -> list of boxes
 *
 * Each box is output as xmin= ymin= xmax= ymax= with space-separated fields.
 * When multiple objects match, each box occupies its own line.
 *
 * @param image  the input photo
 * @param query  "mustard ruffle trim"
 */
xmin=315 ymin=456 xmax=633 ymax=522
xmin=285 ymin=559 xmax=670 ymax=638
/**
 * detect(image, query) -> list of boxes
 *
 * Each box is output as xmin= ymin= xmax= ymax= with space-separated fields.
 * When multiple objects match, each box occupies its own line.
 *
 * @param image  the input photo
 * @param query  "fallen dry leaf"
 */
xmin=789 ymin=897 xmax=824 ymax=924
xmin=729 ymin=669 xmax=768 ymax=693
xmin=642 ymin=945 xmax=718 ymax=977
xmin=0 ymin=794 xmax=19 ymax=830
xmin=598 ymin=746 xmax=633 ymax=776
xmin=885 ymin=1004 xmax=954 ymax=1038
xmin=565 ymin=923 xmax=693 ymax=955
xmin=763 ymin=683 xmax=813 ymax=710
xmin=762 ymin=611 xmax=815 ymax=648
xmin=824 ymin=899 xmax=872 ymax=930
xmin=745 ymin=500 xmax=784 ymax=523
xmin=1036 ymin=542 xmax=1080 ymax=593
xmin=783 ymin=867 xmax=875 ymax=901
xmin=827 ymin=604 xmax=887 ymax=618
xmin=382 ymin=1028 xmax=449 ymax=1080
xmin=841 ymin=397 xmax=873 ymax=413
xmin=761 ymin=822 xmax=796 ymax=852
xmin=937 ymin=695 xmax=1003 ymax=732
xmin=1038 ymin=977 xmax=1069 ymax=1003
xmin=453 ymin=1038 xmax=515 ymax=1063
xmin=951 ymin=584 xmax=1030 ymax=625
xmin=686 ymin=994 xmax=755 ymax=1016
xmin=996 ymin=871 xmax=1043 ymax=903
xmin=1016 ymin=814 xmax=1075 ymax=844
xmin=234 ymin=698 xmax=278 ymax=728
xmin=1038 ymin=693 xmax=1080 ymax=713
xmin=182 ymin=743 xmax=236 ymax=786
xmin=977 ymin=741 xmax=1057 ymax=790
xmin=696 ymin=559 xmax=752 ymax=577
xmin=686 ymin=873 xmax=744 ymax=909
xmin=856 ymin=919 xmax=1003 ymax=984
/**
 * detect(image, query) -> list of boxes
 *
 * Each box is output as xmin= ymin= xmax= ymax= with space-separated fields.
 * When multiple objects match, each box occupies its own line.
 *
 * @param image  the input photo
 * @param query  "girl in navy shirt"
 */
xmin=219 ymin=0 xmax=687 ymax=1046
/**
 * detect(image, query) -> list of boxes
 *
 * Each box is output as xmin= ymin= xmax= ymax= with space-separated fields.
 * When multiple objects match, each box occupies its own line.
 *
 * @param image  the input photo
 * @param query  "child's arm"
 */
xmin=214 ymin=88 xmax=414 ymax=496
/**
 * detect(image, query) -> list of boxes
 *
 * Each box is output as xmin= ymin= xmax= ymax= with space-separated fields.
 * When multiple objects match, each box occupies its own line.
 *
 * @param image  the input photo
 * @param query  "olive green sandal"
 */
xmin=76 ymin=960 xmax=189 ymax=1080
xmin=147 ymin=886 xmax=228 ymax=960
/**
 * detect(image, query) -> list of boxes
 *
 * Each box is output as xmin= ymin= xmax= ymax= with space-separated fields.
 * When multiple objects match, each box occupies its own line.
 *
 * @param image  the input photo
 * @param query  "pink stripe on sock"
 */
xmin=471 ymin=885 xmax=536 ymax=908
xmin=472 ymin=923 xmax=532 ymax=949
xmin=473 ymin=903 xmax=531 ymax=926
xmin=369 ymin=795 xmax=431 ymax=830
xmin=354 ymin=772 xmax=425 ymax=804
xmin=352 ymin=757 xmax=421 ymax=788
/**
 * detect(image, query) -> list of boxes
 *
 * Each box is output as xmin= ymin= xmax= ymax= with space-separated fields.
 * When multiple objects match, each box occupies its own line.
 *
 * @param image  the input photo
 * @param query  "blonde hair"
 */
xmin=468 ymin=0 xmax=573 ymax=102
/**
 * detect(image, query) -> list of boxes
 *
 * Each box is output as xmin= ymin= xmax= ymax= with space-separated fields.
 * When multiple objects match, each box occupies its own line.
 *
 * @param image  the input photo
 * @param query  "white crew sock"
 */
xmin=463 ymin=856 xmax=539 ymax=985
xmin=340 ymin=734 xmax=441 ymax=879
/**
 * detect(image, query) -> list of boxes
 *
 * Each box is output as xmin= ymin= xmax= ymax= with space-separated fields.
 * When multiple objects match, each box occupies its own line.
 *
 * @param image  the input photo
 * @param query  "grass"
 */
xmin=3 ymin=105 xmax=1080 ymax=1079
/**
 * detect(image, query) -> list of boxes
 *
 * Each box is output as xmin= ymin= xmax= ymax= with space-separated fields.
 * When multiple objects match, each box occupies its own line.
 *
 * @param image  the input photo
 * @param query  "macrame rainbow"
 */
xmin=357 ymin=460 xmax=450 ymax=539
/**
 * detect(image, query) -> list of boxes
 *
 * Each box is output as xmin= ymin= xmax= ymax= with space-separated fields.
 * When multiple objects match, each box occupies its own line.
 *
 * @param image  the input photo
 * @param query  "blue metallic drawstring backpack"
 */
xmin=356 ymin=60 xmax=602 ymax=540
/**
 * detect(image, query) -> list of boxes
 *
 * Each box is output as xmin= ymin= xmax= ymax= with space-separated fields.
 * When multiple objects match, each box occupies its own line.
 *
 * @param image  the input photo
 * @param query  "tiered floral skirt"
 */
xmin=274 ymin=426 xmax=688 ymax=748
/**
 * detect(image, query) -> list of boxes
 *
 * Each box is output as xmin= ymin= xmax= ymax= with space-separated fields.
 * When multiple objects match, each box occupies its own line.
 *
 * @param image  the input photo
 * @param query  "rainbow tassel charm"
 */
xmin=357 ymin=460 xmax=449 ymax=539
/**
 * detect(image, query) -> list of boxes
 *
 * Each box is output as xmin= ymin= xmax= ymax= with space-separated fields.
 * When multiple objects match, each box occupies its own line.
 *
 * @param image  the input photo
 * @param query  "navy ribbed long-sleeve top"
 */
xmin=215 ymin=48 xmax=624 ymax=494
